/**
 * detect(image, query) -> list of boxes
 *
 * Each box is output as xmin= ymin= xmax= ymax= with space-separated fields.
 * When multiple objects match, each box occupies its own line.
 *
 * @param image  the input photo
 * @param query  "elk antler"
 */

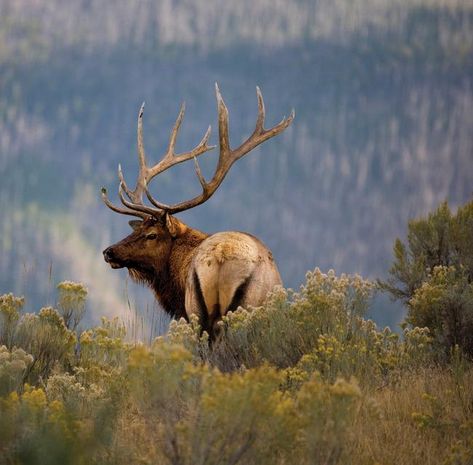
xmin=101 ymin=102 xmax=214 ymax=218
xmin=102 ymin=84 xmax=294 ymax=219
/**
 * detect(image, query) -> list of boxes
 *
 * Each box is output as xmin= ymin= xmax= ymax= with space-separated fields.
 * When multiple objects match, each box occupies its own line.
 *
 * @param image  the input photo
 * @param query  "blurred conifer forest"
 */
xmin=1 ymin=0 xmax=472 ymax=330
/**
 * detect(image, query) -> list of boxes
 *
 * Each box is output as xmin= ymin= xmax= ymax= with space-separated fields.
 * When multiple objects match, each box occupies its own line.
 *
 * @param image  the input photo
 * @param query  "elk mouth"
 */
xmin=104 ymin=256 xmax=125 ymax=269
xmin=108 ymin=262 xmax=124 ymax=269
xmin=104 ymin=254 xmax=146 ymax=273
xmin=103 ymin=247 xmax=127 ymax=269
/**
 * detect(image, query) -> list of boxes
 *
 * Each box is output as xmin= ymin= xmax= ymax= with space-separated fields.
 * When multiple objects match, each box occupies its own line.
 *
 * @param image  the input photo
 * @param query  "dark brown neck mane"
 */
xmin=130 ymin=226 xmax=208 ymax=320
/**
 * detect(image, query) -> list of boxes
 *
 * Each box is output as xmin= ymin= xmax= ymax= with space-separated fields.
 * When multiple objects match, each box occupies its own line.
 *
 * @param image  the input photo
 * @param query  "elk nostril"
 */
xmin=103 ymin=247 xmax=115 ymax=261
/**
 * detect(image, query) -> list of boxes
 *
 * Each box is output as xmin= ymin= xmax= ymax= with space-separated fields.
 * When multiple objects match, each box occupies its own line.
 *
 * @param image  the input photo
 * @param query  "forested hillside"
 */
xmin=0 ymin=0 xmax=472 ymax=328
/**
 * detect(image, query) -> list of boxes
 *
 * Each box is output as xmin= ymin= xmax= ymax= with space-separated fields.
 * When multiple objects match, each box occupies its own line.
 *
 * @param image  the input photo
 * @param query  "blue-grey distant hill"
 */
xmin=1 ymin=0 xmax=472 ymax=330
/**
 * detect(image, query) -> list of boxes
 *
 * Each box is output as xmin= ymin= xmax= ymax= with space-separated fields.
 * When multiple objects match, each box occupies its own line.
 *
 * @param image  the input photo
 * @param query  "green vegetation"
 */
xmin=380 ymin=200 xmax=473 ymax=357
xmin=1 ymin=234 xmax=473 ymax=465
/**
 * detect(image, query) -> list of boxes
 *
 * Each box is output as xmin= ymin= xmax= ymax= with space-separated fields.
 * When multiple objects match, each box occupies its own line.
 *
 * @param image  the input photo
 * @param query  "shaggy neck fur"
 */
xmin=130 ymin=226 xmax=208 ymax=320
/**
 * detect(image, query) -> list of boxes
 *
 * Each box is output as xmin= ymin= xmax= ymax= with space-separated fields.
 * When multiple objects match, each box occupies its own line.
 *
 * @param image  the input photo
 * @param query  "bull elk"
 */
xmin=102 ymin=84 xmax=294 ymax=337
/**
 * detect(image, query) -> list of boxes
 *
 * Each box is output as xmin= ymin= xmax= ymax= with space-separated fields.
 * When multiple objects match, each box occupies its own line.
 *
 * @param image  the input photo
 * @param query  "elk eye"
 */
xmin=146 ymin=233 xmax=158 ymax=240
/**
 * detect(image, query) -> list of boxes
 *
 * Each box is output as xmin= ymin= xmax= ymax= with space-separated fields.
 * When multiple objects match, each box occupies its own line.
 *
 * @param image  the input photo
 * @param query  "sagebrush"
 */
xmin=1 ymin=271 xmax=472 ymax=465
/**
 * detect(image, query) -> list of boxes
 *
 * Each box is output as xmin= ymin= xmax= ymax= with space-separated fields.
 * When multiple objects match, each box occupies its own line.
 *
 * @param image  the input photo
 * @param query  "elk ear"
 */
xmin=128 ymin=220 xmax=142 ymax=231
xmin=165 ymin=214 xmax=186 ymax=238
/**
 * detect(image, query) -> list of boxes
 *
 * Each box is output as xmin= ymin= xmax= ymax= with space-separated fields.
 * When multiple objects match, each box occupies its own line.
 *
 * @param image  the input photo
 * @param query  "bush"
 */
xmin=56 ymin=281 xmax=87 ymax=331
xmin=380 ymin=200 xmax=473 ymax=357
xmin=170 ymin=269 xmax=375 ymax=371
xmin=0 ymin=294 xmax=24 ymax=348
xmin=409 ymin=266 xmax=473 ymax=356
xmin=120 ymin=340 xmax=364 ymax=465
xmin=0 ymin=346 xmax=33 ymax=396
xmin=0 ymin=272 xmax=471 ymax=465
xmin=170 ymin=269 xmax=433 ymax=386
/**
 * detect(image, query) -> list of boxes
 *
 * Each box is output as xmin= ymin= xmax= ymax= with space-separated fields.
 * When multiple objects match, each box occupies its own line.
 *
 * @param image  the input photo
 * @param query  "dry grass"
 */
xmin=353 ymin=365 xmax=473 ymax=465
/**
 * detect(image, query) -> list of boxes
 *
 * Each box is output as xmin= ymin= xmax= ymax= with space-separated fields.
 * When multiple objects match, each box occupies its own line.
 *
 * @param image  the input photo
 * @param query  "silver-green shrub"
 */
xmin=56 ymin=281 xmax=87 ymax=331
xmin=15 ymin=307 xmax=76 ymax=383
xmin=0 ymin=293 xmax=24 ymax=348
xmin=0 ymin=346 xmax=33 ymax=396
xmin=1 ymin=272 xmax=469 ymax=465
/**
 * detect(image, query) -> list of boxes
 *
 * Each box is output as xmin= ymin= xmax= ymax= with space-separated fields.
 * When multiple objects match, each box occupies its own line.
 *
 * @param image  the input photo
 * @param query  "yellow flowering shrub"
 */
xmin=167 ymin=313 xmax=210 ymax=360
xmin=381 ymin=200 xmax=473 ymax=358
xmin=297 ymin=376 xmax=361 ymax=464
xmin=46 ymin=371 xmax=106 ymax=416
xmin=78 ymin=317 xmax=130 ymax=387
xmin=0 ymin=383 xmax=108 ymax=465
xmin=14 ymin=307 xmax=76 ymax=383
xmin=57 ymin=281 xmax=87 ymax=331
xmin=188 ymin=366 xmax=297 ymax=465
xmin=207 ymin=269 xmax=375 ymax=372
xmin=0 ymin=293 xmax=24 ymax=348
xmin=127 ymin=341 xmax=199 ymax=418
xmin=0 ymin=270 xmax=471 ymax=465
xmin=183 ymin=269 xmax=433 ymax=389
xmin=0 ymin=346 xmax=33 ymax=396
xmin=123 ymin=341 xmax=360 ymax=465
xmin=408 ymin=266 xmax=473 ymax=357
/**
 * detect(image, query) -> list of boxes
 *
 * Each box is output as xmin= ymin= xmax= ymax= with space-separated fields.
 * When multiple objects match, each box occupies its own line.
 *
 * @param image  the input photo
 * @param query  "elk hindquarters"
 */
xmin=185 ymin=232 xmax=283 ymax=339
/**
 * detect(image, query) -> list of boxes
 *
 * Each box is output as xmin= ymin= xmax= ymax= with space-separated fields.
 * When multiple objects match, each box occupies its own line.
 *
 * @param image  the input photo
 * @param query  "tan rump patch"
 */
xmin=197 ymin=232 xmax=260 ymax=265
xmin=191 ymin=232 xmax=262 ymax=316
xmin=185 ymin=230 xmax=283 ymax=320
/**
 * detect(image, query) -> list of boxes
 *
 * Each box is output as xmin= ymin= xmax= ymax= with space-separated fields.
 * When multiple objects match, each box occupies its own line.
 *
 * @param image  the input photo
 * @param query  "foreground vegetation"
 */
xmin=1 ymin=200 xmax=473 ymax=464
xmin=0 ymin=272 xmax=471 ymax=465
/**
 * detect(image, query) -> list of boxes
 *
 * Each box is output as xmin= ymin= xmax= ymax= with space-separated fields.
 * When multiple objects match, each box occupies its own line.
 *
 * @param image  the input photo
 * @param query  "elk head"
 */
xmin=102 ymin=215 xmax=185 ymax=273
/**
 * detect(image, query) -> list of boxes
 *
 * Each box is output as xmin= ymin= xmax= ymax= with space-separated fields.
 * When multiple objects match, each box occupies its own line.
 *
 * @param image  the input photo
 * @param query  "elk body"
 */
xmin=102 ymin=85 xmax=294 ymax=337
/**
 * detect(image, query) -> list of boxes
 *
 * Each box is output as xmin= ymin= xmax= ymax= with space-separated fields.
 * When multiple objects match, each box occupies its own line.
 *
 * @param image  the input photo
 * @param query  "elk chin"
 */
xmin=128 ymin=267 xmax=153 ymax=286
xmin=103 ymin=256 xmax=125 ymax=269
xmin=104 ymin=255 xmax=134 ymax=270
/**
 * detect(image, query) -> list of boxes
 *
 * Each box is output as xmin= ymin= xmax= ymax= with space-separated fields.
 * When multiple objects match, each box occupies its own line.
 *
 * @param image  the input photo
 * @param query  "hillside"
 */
xmin=0 ymin=0 xmax=472 ymax=329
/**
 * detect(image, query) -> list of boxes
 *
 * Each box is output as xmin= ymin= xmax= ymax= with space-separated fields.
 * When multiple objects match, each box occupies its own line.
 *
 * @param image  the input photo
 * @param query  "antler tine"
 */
xmin=118 ymin=184 xmax=165 ymax=218
xmin=231 ymin=88 xmax=295 ymax=162
xmin=119 ymin=103 xmax=147 ymax=203
xmin=132 ymin=101 xmax=149 ymax=203
xmin=101 ymin=187 xmax=147 ymax=219
xmin=146 ymin=111 xmax=215 ymax=179
xmin=193 ymin=156 xmax=208 ymax=192
xmin=255 ymin=85 xmax=265 ymax=133
xmin=167 ymin=103 xmax=186 ymax=160
xmin=137 ymin=102 xmax=146 ymax=167
xmin=145 ymin=186 xmax=172 ymax=211
xmin=216 ymin=83 xmax=230 ymax=154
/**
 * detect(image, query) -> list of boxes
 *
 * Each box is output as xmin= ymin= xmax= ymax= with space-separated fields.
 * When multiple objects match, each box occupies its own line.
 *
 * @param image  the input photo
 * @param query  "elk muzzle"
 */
xmin=103 ymin=246 xmax=124 ymax=269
